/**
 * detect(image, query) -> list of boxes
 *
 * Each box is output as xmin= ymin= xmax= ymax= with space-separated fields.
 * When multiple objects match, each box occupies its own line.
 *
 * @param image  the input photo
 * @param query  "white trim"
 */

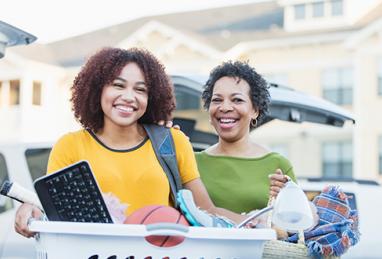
xmin=278 ymin=0 xmax=318 ymax=5
xmin=225 ymin=31 xmax=353 ymax=59
xmin=344 ymin=16 xmax=382 ymax=48
xmin=116 ymin=20 xmax=222 ymax=59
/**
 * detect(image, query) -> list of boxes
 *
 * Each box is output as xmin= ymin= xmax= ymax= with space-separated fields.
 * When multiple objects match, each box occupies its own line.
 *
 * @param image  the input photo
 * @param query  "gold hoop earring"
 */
xmin=251 ymin=118 xmax=258 ymax=128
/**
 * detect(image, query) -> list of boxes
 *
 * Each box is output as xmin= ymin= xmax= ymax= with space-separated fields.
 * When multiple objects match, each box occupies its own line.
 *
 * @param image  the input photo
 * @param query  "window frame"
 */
xmin=174 ymin=84 xmax=201 ymax=111
xmin=312 ymin=1 xmax=325 ymax=18
xmin=331 ymin=0 xmax=344 ymax=16
xmin=322 ymin=140 xmax=353 ymax=178
xmin=9 ymin=79 xmax=21 ymax=106
xmin=32 ymin=81 xmax=42 ymax=106
xmin=294 ymin=4 xmax=306 ymax=20
xmin=25 ymin=148 xmax=52 ymax=181
xmin=322 ymin=67 xmax=353 ymax=105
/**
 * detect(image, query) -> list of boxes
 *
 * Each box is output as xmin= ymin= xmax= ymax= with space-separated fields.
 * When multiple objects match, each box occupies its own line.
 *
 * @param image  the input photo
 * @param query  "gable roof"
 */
xmin=10 ymin=1 xmax=281 ymax=66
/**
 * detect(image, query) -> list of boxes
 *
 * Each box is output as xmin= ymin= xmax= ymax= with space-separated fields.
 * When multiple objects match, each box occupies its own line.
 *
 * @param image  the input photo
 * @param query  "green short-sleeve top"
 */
xmin=195 ymin=151 xmax=296 ymax=214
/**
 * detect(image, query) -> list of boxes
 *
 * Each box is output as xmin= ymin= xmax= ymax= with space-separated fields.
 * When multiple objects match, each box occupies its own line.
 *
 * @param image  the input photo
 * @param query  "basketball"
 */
xmin=124 ymin=205 xmax=189 ymax=247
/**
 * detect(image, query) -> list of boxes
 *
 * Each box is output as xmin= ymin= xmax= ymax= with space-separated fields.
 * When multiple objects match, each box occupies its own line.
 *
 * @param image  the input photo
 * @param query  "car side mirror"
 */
xmin=0 ymin=21 xmax=37 ymax=58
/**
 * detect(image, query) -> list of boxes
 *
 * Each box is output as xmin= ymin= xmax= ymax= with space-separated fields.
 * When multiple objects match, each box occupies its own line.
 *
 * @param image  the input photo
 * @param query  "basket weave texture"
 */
xmin=262 ymin=240 xmax=340 ymax=259
xmin=262 ymin=240 xmax=310 ymax=259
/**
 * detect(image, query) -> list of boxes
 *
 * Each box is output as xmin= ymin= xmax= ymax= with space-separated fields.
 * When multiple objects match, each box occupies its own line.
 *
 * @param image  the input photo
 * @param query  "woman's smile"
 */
xmin=113 ymin=104 xmax=136 ymax=116
xmin=209 ymin=76 xmax=257 ymax=142
xmin=217 ymin=117 xmax=239 ymax=129
xmin=101 ymin=62 xmax=148 ymax=128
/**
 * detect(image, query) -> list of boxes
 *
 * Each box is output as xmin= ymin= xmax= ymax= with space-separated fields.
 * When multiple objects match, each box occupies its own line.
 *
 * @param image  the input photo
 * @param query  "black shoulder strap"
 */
xmin=143 ymin=124 xmax=182 ymax=208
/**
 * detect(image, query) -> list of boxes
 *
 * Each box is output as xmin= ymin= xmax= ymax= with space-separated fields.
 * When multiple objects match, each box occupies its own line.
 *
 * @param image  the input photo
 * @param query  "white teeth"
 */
xmin=116 ymin=105 xmax=134 ymax=112
xmin=220 ymin=118 xmax=236 ymax=123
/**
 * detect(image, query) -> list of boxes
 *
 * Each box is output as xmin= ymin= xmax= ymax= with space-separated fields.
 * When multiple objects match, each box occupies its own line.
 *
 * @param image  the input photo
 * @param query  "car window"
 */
xmin=0 ymin=153 xmax=13 ymax=213
xmin=174 ymin=84 xmax=201 ymax=110
xmin=304 ymin=190 xmax=357 ymax=210
xmin=25 ymin=148 xmax=51 ymax=181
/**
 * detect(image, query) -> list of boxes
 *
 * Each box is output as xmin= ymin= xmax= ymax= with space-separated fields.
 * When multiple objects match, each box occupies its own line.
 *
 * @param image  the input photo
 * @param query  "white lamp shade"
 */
xmin=272 ymin=181 xmax=314 ymax=232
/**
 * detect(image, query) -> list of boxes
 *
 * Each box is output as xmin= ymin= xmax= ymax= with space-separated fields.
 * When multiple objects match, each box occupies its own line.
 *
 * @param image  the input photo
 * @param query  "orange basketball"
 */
xmin=124 ymin=205 xmax=189 ymax=247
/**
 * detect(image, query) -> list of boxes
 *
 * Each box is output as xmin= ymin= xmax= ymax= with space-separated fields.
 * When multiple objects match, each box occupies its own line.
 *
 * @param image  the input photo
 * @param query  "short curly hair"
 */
xmin=202 ymin=61 xmax=270 ymax=129
xmin=71 ymin=47 xmax=175 ymax=132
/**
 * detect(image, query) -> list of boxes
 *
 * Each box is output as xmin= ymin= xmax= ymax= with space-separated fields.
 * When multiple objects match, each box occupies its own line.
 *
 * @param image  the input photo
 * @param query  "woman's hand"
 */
xmin=14 ymin=203 xmax=43 ymax=238
xmin=268 ymin=169 xmax=289 ymax=198
xmin=157 ymin=120 xmax=180 ymax=130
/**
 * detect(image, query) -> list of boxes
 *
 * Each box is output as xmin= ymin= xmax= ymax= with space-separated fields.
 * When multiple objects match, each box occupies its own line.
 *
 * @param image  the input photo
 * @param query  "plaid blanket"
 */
xmin=287 ymin=185 xmax=360 ymax=258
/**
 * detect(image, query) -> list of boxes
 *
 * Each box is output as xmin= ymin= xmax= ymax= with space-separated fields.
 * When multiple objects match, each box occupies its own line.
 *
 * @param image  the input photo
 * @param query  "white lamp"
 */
xmin=271 ymin=180 xmax=314 ymax=232
xmin=237 ymin=180 xmax=314 ymax=233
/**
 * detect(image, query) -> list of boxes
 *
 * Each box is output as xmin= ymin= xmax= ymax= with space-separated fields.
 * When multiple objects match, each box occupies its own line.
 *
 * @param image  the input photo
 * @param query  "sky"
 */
xmin=1 ymin=0 xmax=262 ymax=43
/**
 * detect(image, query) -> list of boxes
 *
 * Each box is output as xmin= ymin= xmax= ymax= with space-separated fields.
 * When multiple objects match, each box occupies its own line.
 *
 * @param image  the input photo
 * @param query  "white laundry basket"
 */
xmin=29 ymin=221 xmax=276 ymax=259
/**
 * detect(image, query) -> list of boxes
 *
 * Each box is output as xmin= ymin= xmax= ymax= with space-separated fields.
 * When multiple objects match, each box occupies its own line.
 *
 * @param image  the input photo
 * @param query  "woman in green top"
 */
xmin=196 ymin=61 xmax=296 ymax=214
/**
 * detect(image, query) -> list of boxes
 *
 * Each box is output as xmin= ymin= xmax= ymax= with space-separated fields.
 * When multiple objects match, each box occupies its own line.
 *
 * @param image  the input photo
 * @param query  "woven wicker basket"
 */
xmin=262 ymin=240 xmax=311 ymax=259
xmin=262 ymin=240 xmax=339 ymax=259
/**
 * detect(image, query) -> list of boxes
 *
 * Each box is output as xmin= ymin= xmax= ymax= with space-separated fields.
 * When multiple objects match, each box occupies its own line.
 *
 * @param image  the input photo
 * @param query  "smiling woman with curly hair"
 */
xmin=15 ymin=47 xmax=253 ymax=238
xmin=71 ymin=47 xmax=175 ymax=132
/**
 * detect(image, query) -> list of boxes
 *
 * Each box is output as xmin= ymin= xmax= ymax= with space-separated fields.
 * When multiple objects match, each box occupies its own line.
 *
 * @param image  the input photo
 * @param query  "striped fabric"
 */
xmin=288 ymin=186 xmax=360 ymax=258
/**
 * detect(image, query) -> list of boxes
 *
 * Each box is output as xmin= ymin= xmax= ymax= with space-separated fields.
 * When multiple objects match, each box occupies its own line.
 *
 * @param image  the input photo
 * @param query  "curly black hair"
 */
xmin=71 ymin=47 xmax=175 ymax=132
xmin=202 ymin=60 xmax=270 ymax=129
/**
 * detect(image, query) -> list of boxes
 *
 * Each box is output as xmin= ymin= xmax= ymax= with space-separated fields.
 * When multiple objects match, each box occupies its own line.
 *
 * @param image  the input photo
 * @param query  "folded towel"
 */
xmin=288 ymin=185 xmax=360 ymax=258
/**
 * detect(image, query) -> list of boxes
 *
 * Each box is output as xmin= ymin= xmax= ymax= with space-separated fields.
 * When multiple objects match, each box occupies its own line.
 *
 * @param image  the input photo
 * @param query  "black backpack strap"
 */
xmin=143 ymin=124 xmax=182 ymax=208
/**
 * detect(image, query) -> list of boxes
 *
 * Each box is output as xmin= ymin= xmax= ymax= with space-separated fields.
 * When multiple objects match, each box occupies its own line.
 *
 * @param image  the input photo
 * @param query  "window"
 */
xmin=378 ymin=59 xmax=382 ymax=95
xmin=322 ymin=68 xmax=353 ymax=105
xmin=322 ymin=140 xmax=352 ymax=178
xmin=174 ymin=85 xmax=200 ymax=110
xmin=32 ymin=81 xmax=42 ymax=105
xmin=331 ymin=0 xmax=343 ymax=16
xmin=0 ymin=153 xmax=13 ymax=213
xmin=313 ymin=1 xmax=325 ymax=17
xmin=9 ymin=79 xmax=20 ymax=105
xmin=294 ymin=4 xmax=306 ymax=20
xmin=379 ymin=137 xmax=382 ymax=175
xmin=25 ymin=148 xmax=51 ymax=181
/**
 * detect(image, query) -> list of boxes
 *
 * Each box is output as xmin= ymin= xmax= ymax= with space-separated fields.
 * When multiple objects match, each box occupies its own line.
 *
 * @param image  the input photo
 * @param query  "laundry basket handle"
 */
xmin=145 ymin=223 xmax=189 ymax=236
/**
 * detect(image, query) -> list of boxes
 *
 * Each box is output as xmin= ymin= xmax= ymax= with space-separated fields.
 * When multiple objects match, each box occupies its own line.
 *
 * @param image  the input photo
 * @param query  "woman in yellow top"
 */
xmin=14 ymin=47 xmax=246 ymax=237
